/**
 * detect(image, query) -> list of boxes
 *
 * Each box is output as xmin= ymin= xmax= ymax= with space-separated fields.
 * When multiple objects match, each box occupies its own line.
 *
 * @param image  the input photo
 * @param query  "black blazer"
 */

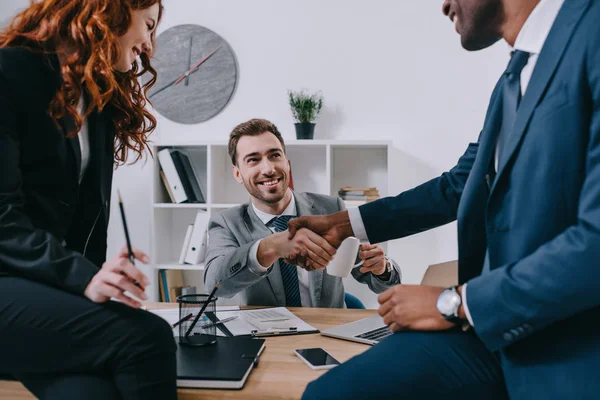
xmin=0 ymin=47 xmax=115 ymax=295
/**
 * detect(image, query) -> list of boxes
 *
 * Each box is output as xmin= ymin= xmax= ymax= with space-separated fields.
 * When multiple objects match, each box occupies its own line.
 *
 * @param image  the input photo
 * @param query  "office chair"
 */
xmin=344 ymin=292 xmax=366 ymax=309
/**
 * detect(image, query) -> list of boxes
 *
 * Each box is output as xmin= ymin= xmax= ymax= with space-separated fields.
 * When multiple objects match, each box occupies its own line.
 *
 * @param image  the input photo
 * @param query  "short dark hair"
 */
xmin=228 ymin=119 xmax=286 ymax=165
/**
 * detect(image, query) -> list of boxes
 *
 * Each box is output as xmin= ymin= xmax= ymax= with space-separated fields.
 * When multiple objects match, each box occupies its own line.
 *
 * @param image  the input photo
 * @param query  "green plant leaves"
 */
xmin=288 ymin=90 xmax=323 ymax=123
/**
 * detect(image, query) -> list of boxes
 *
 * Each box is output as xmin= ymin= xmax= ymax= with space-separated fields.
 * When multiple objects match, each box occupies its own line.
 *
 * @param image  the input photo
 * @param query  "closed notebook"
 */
xmin=176 ymin=336 xmax=266 ymax=389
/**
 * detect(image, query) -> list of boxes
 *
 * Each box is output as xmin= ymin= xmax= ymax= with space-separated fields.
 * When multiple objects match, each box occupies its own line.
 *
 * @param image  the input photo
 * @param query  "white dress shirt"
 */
xmin=248 ymin=195 xmax=313 ymax=307
xmin=76 ymin=97 xmax=90 ymax=184
xmin=348 ymin=0 xmax=565 ymax=327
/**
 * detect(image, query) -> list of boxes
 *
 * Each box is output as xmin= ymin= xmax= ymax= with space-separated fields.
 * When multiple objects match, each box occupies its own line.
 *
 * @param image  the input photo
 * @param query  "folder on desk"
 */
xmin=176 ymin=336 xmax=266 ymax=389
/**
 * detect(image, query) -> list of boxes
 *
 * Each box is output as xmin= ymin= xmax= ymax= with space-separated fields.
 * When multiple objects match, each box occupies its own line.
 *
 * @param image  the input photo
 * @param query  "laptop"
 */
xmin=321 ymin=315 xmax=393 ymax=345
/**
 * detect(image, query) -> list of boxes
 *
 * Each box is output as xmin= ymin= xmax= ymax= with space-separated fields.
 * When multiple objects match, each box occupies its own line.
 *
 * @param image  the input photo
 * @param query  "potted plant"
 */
xmin=288 ymin=90 xmax=323 ymax=139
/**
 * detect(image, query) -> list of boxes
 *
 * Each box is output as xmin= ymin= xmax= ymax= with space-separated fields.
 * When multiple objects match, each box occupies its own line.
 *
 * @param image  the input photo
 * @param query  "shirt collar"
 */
xmin=512 ymin=0 xmax=565 ymax=55
xmin=251 ymin=190 xmax=297 ymax=225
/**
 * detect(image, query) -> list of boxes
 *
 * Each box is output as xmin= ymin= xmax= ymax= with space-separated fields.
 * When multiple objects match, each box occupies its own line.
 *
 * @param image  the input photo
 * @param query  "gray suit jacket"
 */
xmin=204 ymin=192 xmax=400 ymax=307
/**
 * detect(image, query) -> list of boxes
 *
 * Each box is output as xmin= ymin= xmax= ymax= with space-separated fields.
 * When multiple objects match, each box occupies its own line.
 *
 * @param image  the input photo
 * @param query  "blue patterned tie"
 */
xmin=269 ymin=215 xmax=302 ymax=307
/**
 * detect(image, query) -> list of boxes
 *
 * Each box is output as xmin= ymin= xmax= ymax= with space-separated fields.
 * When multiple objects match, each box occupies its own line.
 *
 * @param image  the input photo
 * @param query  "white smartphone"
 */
xmin=294 ymin=348 xmax=340 ymax=370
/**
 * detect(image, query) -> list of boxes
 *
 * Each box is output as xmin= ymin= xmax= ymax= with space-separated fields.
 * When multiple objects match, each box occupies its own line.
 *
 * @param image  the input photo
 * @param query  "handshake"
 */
xmin=258 ymin=210 xmax=389 ymax=277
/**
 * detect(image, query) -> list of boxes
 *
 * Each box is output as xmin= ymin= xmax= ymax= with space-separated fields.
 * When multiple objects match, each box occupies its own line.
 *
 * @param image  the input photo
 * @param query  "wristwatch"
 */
xmin=436 ymin=286 xmax=464 ymax=325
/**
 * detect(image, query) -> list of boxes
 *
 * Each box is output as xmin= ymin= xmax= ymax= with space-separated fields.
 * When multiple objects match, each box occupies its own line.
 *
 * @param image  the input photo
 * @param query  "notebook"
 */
xmin=176 ymin=336 xmax=266 ymax=389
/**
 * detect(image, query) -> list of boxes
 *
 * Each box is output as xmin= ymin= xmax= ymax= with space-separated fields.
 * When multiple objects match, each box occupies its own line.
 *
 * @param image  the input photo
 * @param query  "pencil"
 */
xmin=117 ymin=190 xmax=142 ymax=289
xmin=184 ymin=282 xmax=221 ymax=337
xmin=172 ymin=313 xmax=194 ymax=329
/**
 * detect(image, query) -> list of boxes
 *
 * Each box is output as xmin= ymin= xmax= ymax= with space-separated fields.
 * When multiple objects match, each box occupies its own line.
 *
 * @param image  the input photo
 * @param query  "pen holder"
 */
xmin=177 ymin=294 xmax=217 ymax=347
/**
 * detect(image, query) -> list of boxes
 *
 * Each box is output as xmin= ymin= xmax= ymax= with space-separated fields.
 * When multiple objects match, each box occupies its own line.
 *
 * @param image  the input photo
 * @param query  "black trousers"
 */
xmin=302 ymin=328 xmax=508 ymax=400
xmin=0 ymin=277 xmax=177 ymax=400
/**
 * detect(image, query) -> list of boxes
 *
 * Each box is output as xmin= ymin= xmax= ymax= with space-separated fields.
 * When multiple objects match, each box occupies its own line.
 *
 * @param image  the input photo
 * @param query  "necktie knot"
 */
xmin=269 ymin=215 xmax=295 ymax=232
xmin=505 ymin=50 xmax=530 ymax=76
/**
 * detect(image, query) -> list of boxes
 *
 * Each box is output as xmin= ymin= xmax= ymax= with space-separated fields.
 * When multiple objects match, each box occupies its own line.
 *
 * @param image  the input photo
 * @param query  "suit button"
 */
xmin=503 ymin=332 xmax=513 ymax=342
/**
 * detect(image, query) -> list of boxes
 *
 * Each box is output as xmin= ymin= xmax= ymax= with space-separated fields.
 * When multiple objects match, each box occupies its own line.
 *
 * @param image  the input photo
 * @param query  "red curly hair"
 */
xmin=0 ymin=0 xmax=164 ymax=165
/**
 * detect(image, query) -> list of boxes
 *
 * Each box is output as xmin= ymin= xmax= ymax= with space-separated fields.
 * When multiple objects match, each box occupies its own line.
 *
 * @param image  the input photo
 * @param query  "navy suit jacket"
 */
xmin=359 ymin=0 xmax=600 ymax=397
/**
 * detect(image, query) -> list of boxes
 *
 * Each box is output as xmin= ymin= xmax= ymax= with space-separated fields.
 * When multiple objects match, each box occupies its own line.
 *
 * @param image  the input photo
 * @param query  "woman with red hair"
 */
xmin=0 ymin=1 xmax=176 ymax=399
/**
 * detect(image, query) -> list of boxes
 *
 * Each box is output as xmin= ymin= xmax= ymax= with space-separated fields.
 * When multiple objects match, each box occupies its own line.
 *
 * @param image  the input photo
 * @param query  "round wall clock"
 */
xmin=144 ymin=24 xmax=237 ymax=124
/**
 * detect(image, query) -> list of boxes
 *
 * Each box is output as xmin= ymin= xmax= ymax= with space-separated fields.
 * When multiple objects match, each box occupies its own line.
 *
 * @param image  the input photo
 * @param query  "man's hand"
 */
xmin=358 ymin=243 xmax=387 ymax=275
xmin=378 ymin=285 xmax=455 ymax=332
xmin=84 ymin=245 xmax=151 ymax=309
xmin=258 ymin=229 xmax=336 ymax=271
xmin=287 ymin=211 xmax=354 ymax=248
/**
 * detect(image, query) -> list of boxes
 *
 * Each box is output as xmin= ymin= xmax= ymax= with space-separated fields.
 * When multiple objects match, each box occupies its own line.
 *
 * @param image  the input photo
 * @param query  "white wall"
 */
xmin=3 ymin=1 xmax=510 ymax=307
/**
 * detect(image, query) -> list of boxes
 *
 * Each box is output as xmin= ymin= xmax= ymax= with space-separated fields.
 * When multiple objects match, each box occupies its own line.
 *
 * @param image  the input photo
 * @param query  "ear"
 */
xmin=232 ymin=165 xmax=243 ymax=184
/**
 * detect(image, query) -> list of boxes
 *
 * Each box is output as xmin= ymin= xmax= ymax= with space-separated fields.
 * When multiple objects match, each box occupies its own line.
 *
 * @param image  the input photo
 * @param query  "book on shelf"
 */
xmin=343 ymin=200 xmax=367 ymax=207
xmin=158 ymin=269 xmax=191 ymax=302
xmin=158 ymin=149 xmax=206 ymax=204
xmin=170 ymin=150 xmax=206 ymax=203
xmin=160 ymin=170 xmax=177 ymax=203
xmin=184 ymin=210 xmax=209 ymax=265
xmin=338 ymin=187 xmax=379 ymax=203
xmin=158 ymin=149 xmax=188 ymax=203
xmin=178 ymin=224 xmax=194 ymax=265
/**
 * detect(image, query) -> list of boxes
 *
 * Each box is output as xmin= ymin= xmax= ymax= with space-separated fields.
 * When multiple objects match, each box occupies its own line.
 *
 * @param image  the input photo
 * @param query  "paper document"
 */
xmin=215 ymin=307 xmax=318 ymax=337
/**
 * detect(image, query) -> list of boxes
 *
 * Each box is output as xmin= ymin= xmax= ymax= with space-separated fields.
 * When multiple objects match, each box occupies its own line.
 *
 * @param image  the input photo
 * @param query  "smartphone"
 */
xmin=294 ymin=348 xmax=340 ymax=370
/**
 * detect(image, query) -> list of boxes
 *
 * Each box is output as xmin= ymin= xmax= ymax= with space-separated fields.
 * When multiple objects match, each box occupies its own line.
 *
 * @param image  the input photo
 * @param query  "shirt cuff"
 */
xmin=348 ymin=207 xmax=369 ymax=241
xmin=248 ymin=239 xmax=271 ymax=276
xmin=462 ymin=283 xmax=475 ymax=327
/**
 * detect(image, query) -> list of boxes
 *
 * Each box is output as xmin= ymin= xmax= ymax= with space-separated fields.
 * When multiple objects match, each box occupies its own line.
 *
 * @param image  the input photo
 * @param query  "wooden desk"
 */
xmin=0 ymin=305 xmax=375 ymax=400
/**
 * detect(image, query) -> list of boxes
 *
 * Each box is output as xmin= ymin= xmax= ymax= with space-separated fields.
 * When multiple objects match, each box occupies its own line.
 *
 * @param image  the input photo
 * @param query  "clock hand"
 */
xmin=185 ymin=36 xmax=193 ymax=87
xmin=149 ymin=45 xmax=223 ymax=99
xmin=148 ymin=76 xmax=179 ymax=99
xmin=174 ymin=45 xmax=222 ymax=86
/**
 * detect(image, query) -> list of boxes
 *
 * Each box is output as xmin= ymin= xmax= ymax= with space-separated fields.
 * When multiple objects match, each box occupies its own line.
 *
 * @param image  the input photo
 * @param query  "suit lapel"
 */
xmin=244 ymin=205 xmax=287 ymax=305
xmin=58 ymin=116 xmax=82 ymax=184
xmin=492 ymin=0 xmax=589 ymax=191
xmin=294 ymin=192 xmax=325 ymax=307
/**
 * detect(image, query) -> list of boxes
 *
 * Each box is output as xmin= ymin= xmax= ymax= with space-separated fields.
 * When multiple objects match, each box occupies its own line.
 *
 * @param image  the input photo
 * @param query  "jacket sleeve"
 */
xmin=203 ymin=212 xmax=267 ymax=298
xmin=464 ymin=28 xmax=600 ymax=352
xmin=359 ymin=141 xmax=479 ymax=244
xmin=0 ymin=66 xmax=99 ymax=296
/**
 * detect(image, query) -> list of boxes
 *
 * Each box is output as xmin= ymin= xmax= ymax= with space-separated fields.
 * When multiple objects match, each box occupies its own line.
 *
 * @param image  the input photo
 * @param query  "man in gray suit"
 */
xmin=204 ymin=119 xmax=401 ymax=307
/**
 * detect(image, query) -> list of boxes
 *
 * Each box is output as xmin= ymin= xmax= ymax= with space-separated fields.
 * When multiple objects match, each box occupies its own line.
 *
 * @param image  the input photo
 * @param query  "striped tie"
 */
xmin=269 ymin=216 xmax=302 ymax=307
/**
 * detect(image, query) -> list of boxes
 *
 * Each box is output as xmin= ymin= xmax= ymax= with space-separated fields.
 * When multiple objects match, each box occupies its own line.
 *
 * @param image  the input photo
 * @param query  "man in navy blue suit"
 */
xmin=291 ymin=0 xmax=600 ymax=398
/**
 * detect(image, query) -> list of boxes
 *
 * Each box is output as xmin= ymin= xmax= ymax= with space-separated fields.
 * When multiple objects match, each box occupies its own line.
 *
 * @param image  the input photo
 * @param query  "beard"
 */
xmin=460 ymin=0 xmax=504 ymax=51
xmin=241 ymin=174 xmax=289 ymax=204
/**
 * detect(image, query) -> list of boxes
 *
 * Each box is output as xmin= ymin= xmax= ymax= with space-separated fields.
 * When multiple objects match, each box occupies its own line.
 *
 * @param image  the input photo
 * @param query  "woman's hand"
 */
xmin=84 ymin=245 xmax=151 ymax=308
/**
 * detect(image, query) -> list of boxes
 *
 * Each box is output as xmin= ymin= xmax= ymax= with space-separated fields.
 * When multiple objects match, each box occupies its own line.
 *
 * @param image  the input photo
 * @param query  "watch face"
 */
xmin=436 ymin=289 xmax=461 ymax=316
xmin=143 ymin=24 xmax=237 ymax=124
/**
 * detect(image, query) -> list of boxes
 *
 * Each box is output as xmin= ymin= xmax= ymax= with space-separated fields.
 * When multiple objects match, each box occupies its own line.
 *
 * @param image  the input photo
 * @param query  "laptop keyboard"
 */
xmin=355 ymin=326 xmax=393 ymax=342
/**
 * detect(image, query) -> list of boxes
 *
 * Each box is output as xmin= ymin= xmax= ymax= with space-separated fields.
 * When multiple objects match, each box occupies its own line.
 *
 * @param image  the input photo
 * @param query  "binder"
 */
xmin=184 ymin=210 xmax=209 ymax=265
xmin=158 ymin=149 xmax=188 ymax=203
xmin=170 ymin=150 xmax=205 ymax=203
xmin=178 ymin=224 xmax=194 ymax=265
xmin=176 ymin=336 xmax=266 ymax=389
xmin=159 ymin=170 xmax=176 ymax=203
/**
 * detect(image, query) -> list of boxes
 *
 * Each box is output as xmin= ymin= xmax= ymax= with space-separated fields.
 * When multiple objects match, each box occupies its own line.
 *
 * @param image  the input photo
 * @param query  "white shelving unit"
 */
xmin=150 ymin=140 xmax=391 ymax=303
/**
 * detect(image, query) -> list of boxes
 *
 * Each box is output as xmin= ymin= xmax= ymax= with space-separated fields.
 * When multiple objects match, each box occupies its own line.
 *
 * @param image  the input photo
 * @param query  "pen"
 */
xmin=172 ymin=313 xmax=193 ymax=329
xmin=251 ymin=327 xmax=298 ymax=337
xmin=198 ymin=315 xmax=238 ymax=328
xmin=117 ymin=190 xmax=142 ymax=290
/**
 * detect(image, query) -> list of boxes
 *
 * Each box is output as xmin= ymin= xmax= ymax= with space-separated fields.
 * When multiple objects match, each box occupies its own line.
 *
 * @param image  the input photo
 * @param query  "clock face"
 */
xmin=144 ymin=24 xmax=237 ymax=124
